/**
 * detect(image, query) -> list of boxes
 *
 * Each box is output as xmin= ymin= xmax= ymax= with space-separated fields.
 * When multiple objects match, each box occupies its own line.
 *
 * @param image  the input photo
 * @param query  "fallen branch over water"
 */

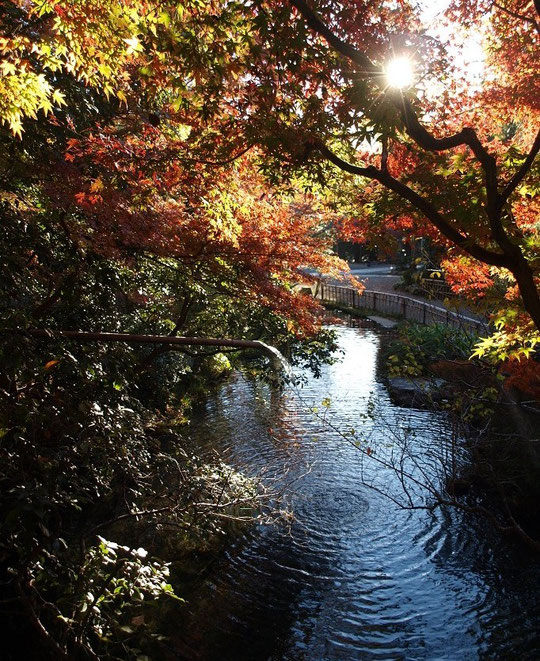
xmin=14 ymin=328 xmax=266 ymax=351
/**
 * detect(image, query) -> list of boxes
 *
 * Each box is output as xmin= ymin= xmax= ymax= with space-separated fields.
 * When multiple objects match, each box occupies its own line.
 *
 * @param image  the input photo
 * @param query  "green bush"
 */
xmin=383 ymin=323 xmax=478 ymax=378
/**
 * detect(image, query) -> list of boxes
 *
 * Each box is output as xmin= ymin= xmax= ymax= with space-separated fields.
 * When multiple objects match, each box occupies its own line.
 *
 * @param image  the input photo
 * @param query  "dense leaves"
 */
xmin=0 ymin=3 xmax=346 ymax=658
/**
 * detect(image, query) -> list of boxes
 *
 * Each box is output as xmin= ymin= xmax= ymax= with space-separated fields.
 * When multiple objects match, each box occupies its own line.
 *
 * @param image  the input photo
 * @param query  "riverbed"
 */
xmin=174 ymin=322 xmax=540 ymax=660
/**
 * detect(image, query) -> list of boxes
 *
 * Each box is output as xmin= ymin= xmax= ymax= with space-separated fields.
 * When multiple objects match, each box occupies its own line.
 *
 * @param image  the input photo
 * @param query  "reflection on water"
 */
xmin=176 ymin=325 xmax=540 ymax=660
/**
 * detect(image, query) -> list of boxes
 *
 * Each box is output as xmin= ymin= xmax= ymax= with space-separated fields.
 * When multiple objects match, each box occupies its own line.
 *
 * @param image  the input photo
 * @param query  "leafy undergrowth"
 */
xmin=382 ymin=322 xmax=503 ymax=422
xmin=383 ymin=322 xmax=477 ymax=378
xmin=0 ymin=335 xmax=267 ymax=659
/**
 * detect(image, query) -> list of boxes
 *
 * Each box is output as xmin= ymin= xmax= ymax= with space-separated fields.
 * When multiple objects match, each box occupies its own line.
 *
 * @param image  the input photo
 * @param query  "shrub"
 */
xmin=383 ymin=323 xmax=477 ymax=377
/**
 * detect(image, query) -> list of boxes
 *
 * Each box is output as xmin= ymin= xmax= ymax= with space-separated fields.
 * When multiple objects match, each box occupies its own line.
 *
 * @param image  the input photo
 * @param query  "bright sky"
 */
xmin=419 ymin=0 xmax=486 ymax=82
xmin=420 ymin=0 xmax=452 ymax=24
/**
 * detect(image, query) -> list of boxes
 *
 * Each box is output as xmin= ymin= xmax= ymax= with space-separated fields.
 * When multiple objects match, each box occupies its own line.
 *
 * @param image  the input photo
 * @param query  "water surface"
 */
xmin=177 ymin=324 xmax=540 ymax=660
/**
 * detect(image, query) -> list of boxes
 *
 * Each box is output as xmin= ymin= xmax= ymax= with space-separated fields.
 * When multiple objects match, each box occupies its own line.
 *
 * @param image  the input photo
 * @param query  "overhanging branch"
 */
xmin=289 ymin=0 xmax=497 ymax=182
xmin=290 ymin=0 xmax=378 ymax=74
xmin=8 ymin=329 xmax=274 ymax=354
xmin=317 ymin=143 xmax=510 ymax=268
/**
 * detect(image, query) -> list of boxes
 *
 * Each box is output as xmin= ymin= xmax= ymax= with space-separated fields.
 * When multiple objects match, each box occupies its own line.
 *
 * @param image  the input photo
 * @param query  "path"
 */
xmin=318 ymin=262 xmax=488 ymax=332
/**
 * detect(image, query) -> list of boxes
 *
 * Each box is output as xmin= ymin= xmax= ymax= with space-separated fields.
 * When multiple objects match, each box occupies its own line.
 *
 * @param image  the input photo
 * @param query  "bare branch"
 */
xmin=12 ymin=328 xmax=268 ymax=352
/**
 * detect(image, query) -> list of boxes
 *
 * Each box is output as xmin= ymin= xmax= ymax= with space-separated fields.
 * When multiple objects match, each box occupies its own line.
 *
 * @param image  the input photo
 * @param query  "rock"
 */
xmin=367 ymin=315 xmax=398 ymax=329
xmin=387 ymin=376 xmax=448 ymax=408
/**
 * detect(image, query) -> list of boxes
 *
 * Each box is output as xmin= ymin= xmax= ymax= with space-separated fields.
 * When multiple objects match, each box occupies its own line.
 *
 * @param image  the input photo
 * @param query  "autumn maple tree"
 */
xmin=287 ymin=0 xmax=538 ymax=356
xmin=2 ymin=0 xmax=356 ymax=341
xmin=235 ymin=0 xmax=538 ymax=344
xmin=3 ymin=0 xmax=538 ymax=325
xmin=1 ymin=1 xmax=540 ymax=655
xmin=1 ymin=0 xmax=539 ymax=365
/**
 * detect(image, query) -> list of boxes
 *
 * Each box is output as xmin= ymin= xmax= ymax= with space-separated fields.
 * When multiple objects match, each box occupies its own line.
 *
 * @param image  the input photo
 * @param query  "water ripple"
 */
xmin=174 ymin=326 xmax=540 ymax=661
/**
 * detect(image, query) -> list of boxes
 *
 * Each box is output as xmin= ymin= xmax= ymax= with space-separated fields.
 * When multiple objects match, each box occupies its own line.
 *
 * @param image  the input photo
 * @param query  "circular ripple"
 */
xmin=175 ymin=326 xmax=540 ymax=661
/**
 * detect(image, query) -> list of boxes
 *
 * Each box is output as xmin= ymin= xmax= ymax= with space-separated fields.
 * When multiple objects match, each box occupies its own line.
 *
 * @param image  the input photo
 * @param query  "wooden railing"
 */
xmin=316 ymin=283 xmax=488 ymax=334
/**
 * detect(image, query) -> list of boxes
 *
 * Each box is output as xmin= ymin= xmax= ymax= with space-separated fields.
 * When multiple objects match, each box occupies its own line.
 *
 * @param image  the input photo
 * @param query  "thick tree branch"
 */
xmin=9 ymin=329 xmax=291 ymax=362
xmin=317 ymin=143 xmax=510 ymax=268
xmin=16 ymin=329 xmax=267 ymax=350
xmin=290 ymin=4 xmax=531 ymax=258
xmin=397 ymin=96 xmax=496 ymax=174
xmin=492 ymin=1 xmax=540 ymax=34
xmin=290 ymin=0 xmax=496 ymax=172
xmin=319 ymin=143 xmax=540 ymax=327
xmin=290 ymin=0 xmax=378 ymax=74
xmin=290 ymin=1 xmax=540 ymax=327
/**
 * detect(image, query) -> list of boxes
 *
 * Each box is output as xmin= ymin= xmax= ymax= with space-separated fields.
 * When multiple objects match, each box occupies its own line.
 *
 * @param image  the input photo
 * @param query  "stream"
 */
xmin=175 ymin=322 xmax=540 ymax=660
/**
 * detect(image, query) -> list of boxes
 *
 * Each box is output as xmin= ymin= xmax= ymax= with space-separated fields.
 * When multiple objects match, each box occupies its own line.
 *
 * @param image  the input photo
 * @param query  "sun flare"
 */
xmin=385 ymin=57 xmax=414 ymax=89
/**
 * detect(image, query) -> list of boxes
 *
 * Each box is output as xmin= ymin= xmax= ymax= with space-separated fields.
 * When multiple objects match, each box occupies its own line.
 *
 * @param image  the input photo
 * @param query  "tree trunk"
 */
xmin=510 ymin=258 xmax=540 ymax=331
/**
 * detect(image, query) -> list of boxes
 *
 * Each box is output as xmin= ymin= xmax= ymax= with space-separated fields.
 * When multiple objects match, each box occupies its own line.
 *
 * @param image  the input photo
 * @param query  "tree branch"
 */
xmin=15 ymin=328 xmax=268 ymax=351
xmin=182 ymin=144 xmax=254 ymax=166
xmin=397 ymin=96 xmax=496 ymax=174
xmin=381 ymin=134 xmax=389 ymax=172
xmin=136 ymin=294 xmax=194 ymax=371
xmin=317 ymin=143 xmax=510 ymax=268
xmin=290 ymin=1 xmax=540 ymax=326
xmin=290 ymin=2 xmax=532 ymax=268
xmin=492 ymin=1 xmax=540 ymax=34
xmin=290 ymin=0 xmax=378 ymax=74
xmin=289 ymin=1 xmax=498 ymax=184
